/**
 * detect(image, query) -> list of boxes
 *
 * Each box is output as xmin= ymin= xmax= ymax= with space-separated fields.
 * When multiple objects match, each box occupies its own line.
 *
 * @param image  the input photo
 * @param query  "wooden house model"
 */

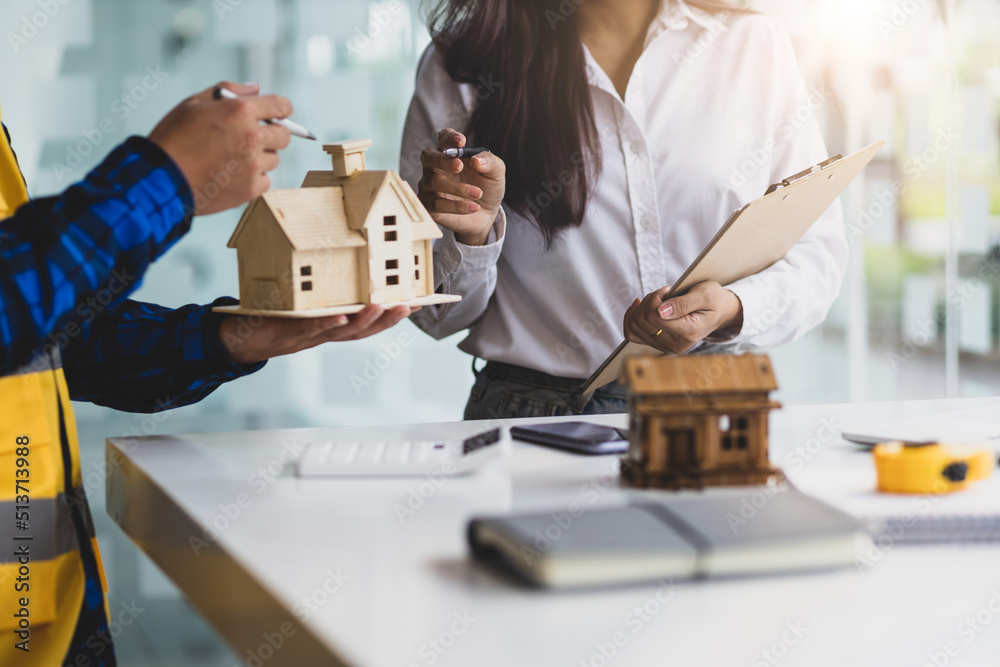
xmin=622 ymin=354 xmax=783 ymax=490
xmin=222 ymin=139 xmax=459 ymax=316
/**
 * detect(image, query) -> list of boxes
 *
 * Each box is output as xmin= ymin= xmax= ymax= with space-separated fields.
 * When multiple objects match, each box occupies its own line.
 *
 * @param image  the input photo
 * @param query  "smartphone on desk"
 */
xmin=510 ymin=421 xmax=629 ymax=455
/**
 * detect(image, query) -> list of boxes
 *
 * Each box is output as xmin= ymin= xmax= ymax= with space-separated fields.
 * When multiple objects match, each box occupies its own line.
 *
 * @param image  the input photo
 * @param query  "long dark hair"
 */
xmin=426 ymin=0 xmax=749 ymax=246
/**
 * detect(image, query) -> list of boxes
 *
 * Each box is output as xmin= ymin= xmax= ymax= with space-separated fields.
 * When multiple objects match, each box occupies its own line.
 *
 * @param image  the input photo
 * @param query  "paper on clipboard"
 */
xmin=580 ymin=141 xmax=885 ymax=395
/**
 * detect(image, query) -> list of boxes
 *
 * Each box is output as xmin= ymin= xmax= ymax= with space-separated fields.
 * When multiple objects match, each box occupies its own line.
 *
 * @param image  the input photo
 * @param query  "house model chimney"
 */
xmin=325 ymin=139 xmax=373 ymax=178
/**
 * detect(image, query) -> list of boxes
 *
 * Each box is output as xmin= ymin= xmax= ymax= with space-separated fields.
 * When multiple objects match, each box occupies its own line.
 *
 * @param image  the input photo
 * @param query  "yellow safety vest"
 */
xmin=0 ymin=102 xmax=28 ymax=218
xmin=0 ymin=100 xmax=109 ymax=665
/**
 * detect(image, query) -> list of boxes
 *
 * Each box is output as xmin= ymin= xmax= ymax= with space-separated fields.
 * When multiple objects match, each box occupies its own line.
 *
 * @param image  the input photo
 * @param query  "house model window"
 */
xmin=387 ymin=275 xmax=399 ymax=285
xmin=384 ymin=215 xmax=396 ymax=226
xmin=300 ymin=266 xmax=312 ymax=276
xmin=386 ymin=259 xmax=399 ymax=270
xmin=385 ymin=231 xmax=397 ymax=242
xmin=720 ymin=414 xmax=752 ymax=451
xmin=301 ymin=281 xmax=313 ymax=291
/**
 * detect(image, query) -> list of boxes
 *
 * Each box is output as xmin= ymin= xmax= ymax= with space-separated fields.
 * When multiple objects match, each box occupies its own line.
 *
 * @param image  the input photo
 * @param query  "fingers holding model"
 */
xmin=418 ymin=127 xmax=505 ymax=246
xmin=623 ymin=282 xmax=744 ymax=355
xmin=149 ymin=81 xmax=293 ymax=216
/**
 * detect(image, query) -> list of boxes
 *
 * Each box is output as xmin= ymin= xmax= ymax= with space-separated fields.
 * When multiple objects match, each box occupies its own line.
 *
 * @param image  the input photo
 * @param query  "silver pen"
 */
xmin=213 ymin=86 xmax=317 ymax=140
xmin=443 ymin=147 xmax=490 ymax=158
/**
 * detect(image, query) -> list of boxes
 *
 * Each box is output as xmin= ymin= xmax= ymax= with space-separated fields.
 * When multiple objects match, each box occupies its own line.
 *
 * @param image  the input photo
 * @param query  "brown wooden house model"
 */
xmin=225 ymin=139 xmax=458 ymax=315
xmin=622 ymin=354 xmax=783 ymax=490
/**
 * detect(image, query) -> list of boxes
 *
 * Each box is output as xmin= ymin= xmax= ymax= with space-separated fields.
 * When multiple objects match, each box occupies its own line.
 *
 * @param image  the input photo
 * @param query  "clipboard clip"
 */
xmin=764 ymin=154 xmax=844 ymax=195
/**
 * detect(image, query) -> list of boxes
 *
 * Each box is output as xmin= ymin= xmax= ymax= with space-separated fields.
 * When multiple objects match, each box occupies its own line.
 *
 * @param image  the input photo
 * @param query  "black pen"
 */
xmin=443 ymin=147 xmax=490 ymax=158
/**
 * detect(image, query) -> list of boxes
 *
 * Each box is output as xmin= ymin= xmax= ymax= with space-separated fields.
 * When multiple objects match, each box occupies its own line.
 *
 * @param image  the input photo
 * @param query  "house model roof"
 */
xmin=625 ymin=354 xmax=778 ymax=396
xmin=301 ymin=169 xmax=441 ymax=241
xmin=229 ymin=140 xmax=443 ymax=250
xmin=227 ymin=187 xmax=366 ymax=250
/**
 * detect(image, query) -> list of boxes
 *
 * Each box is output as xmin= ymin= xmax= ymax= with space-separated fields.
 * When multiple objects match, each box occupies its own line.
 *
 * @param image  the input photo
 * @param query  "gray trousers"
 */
xmin=463 ymin=361 xmax=628 ymax=420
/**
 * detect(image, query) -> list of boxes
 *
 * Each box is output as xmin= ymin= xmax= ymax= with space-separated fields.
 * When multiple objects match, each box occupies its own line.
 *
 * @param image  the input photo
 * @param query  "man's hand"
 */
xmin=417 ymin=128 xmax=505 ymax=246
xmin=219 ymin=304 xmax=416 ymax=366
xmin=623 ymin=282 xmax=743 ymax=354
xmin=149 ymin=82 xmax=292 ymax=216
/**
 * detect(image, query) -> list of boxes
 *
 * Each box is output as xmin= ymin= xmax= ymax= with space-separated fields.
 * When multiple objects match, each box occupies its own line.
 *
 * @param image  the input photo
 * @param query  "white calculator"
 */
xmin=297 ymin=426 xmax=511 ymax=477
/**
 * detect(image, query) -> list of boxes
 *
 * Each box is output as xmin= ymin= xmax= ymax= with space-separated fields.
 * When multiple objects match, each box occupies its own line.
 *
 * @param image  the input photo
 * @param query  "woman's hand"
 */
xmin=623 ymin=282 xmax=743 ymax=354
xmin=418 ymin=128 xmax=505 ymax=246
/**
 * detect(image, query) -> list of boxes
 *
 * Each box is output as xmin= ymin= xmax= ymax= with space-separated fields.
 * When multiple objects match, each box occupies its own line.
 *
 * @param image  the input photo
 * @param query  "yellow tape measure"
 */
xmin=873 ymin=442 xmax=994 ymax=494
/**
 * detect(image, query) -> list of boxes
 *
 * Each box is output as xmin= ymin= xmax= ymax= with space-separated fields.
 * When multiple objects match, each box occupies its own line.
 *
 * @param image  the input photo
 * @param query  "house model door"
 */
xmin=664 ymin=427 xmax=697 ymax=467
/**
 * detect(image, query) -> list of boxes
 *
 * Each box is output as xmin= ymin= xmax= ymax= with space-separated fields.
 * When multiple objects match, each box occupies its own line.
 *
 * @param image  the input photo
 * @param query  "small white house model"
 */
xmin=223 ymin=140 xmax=458 ymax=316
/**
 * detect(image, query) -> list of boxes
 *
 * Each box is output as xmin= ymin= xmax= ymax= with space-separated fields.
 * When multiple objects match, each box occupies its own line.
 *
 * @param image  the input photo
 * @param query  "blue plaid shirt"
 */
xmin=0 ymin=132 xmax=264 ymax=412
xmin=2 ymin=130 xmax=266 ymax=666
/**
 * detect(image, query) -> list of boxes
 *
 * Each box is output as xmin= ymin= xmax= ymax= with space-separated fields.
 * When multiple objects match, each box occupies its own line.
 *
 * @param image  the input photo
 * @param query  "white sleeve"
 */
xmin=399 ymin=45 xmax=506 ymax=340
xmin=705 ymin=22 xmax=849 ymax=353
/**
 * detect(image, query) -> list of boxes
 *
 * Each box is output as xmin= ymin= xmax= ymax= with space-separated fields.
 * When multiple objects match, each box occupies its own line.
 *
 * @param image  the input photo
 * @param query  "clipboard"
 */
xmin=580 ymin=141 xmax=884 ymax=395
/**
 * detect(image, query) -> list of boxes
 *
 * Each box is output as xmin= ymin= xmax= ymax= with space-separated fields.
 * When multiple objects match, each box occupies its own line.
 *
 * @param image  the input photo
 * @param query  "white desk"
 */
xmin=106 ymin=398 xmax=1000 ymax=667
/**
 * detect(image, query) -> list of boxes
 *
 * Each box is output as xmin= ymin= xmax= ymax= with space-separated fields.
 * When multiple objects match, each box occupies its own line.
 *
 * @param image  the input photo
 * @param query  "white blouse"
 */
xmin=401 ymin=0 xmax=848 ymax=380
